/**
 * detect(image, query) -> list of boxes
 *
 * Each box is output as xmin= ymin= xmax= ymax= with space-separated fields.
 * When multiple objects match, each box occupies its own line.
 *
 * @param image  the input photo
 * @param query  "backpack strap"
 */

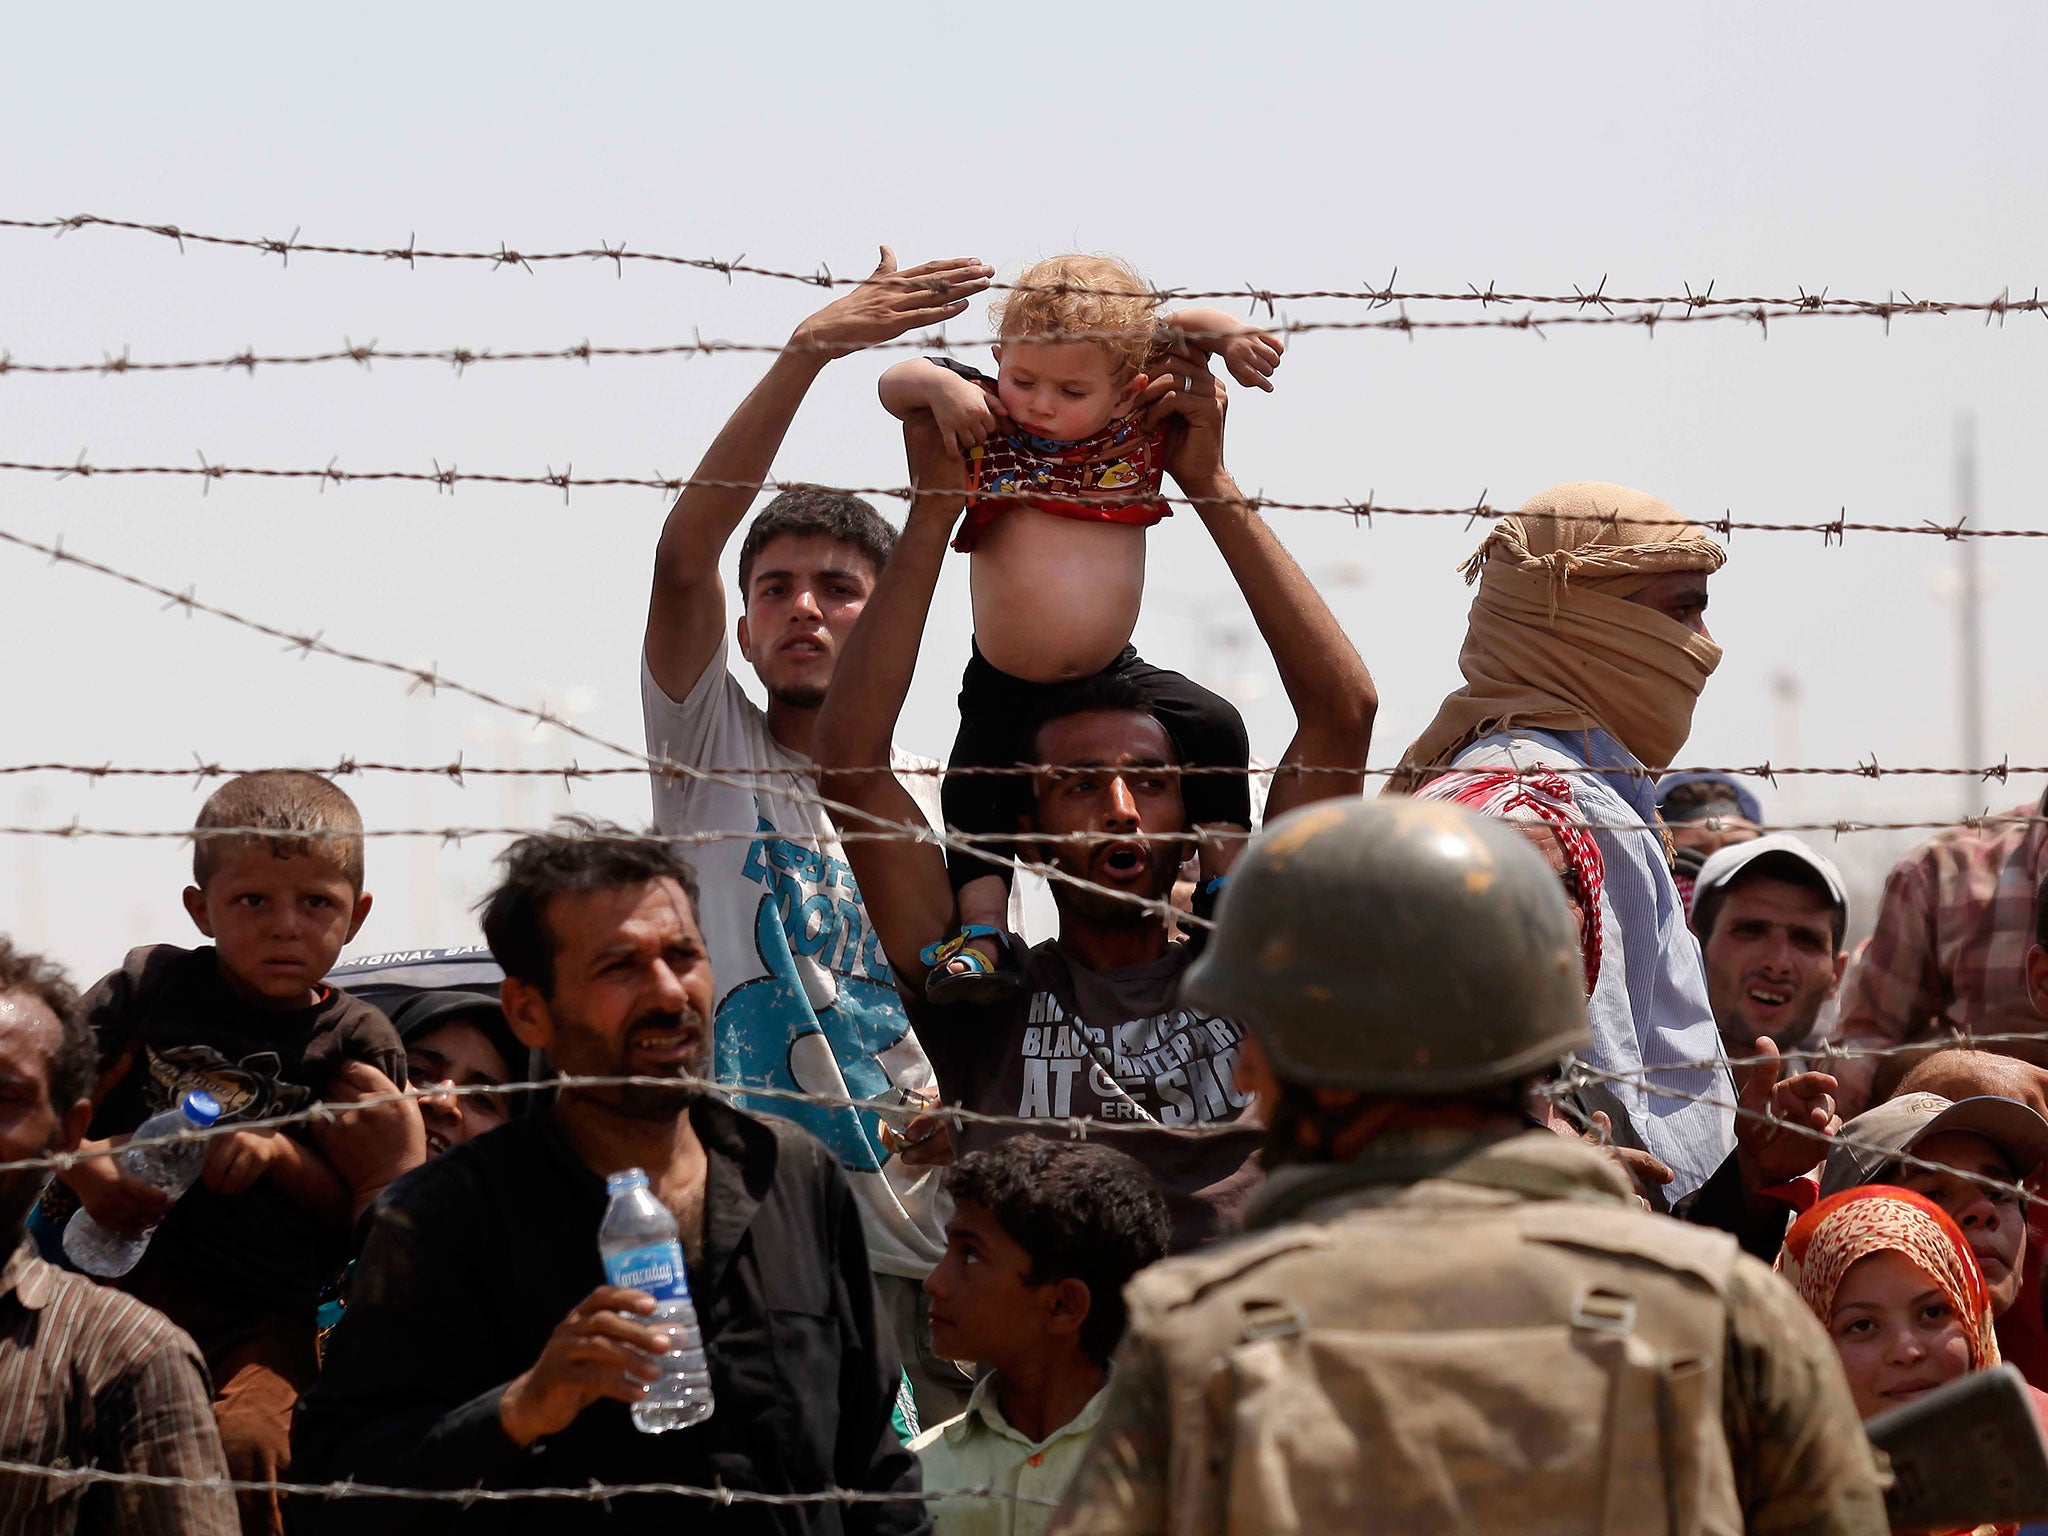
xmin=1430 ymin=1148 xmax=1624 ymax=1206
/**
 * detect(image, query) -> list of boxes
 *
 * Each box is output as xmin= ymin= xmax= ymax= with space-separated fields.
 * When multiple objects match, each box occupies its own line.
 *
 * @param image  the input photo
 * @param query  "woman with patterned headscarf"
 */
xmin=1777 ymin=1185 xmax=2014 ymax=1536
xmin=1779 ymin=1184 xmax=2000 ymax=1418
xmin=1391 ymin=482 xmax=1733 ymax=1206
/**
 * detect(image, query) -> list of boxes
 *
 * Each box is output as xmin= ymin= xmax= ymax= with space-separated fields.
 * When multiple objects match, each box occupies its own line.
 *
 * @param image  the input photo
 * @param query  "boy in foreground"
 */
xmin=51 ymin=770 xmax=415 ymax=1536
xmin=914 ymin=1137 xmax=1170 ymax=1536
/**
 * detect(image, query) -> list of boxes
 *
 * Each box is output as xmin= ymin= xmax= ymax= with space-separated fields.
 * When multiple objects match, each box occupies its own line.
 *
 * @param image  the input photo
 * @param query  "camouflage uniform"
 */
xmin=1050 ymin=1128 xmax=1888 ymax=1536
xmin=1047 ymin=798 xmax=1891 ymax=1536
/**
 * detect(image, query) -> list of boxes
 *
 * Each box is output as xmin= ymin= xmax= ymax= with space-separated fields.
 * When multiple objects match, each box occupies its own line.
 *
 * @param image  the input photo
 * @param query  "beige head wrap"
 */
xmin=1391 ymin=481 xmax=1725 ymax=791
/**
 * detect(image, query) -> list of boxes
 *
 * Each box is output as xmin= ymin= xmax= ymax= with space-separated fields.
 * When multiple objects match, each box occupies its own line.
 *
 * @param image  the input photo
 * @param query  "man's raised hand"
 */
xmin=789 ymin=248 xmax=993 ymax=362
xmin=1733 ymin=1038 xmax=1840 ymax=1189
xmin=497 ymin=1286 xmax=673 ymax=1448
xmin=1141 ymin=349 xmax=1230 ymax=494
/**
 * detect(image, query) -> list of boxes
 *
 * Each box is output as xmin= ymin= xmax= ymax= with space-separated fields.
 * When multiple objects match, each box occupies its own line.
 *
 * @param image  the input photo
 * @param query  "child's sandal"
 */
xmin=1182 ymin=874 xmax=1231 ymax=956
xmin=919 ymin=925 xmax=1025 ymax=1007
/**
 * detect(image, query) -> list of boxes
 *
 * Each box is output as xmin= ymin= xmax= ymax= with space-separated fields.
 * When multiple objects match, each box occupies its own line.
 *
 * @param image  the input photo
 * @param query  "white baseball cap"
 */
xmin=1691 ymin=833 xmax=1849 ymax=941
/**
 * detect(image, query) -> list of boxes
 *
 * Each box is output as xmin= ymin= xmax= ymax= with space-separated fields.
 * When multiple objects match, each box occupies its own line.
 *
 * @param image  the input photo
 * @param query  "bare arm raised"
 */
xmin=809 ymin=418 xmax=968 ymax=990
xmin=1144 ymin=354 xmax=1376 ymax=822
xmin=644 ymin=248 xmax=992 ymax=701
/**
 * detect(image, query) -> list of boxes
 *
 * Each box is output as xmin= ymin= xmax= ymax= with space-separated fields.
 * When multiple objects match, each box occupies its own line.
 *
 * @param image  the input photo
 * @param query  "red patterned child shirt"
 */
xmin=931 ymin=358 xmax=1170 ymax=552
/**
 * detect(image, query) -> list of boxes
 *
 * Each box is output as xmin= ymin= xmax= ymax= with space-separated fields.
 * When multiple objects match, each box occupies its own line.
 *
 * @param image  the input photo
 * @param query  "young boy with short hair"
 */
xmin=879 ymin=254 xmax=1277 ymax=999
xmin=912 ymin=1135 xmax=1170 ymax=1536
xmin=48 ymin=769 xmax=415 ymax=1536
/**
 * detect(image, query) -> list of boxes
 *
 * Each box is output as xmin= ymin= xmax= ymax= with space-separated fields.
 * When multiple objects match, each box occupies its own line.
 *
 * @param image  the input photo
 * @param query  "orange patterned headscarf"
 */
xmin=1776 ymin=1184 xmax=2000 ymax=1371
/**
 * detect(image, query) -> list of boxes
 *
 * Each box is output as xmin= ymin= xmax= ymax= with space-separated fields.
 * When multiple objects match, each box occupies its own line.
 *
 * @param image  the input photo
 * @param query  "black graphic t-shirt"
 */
xmin=904 ymin=941 xmax=1262 ymax=1250
xmin=76 ymin=944 xmax=406 ymax=1316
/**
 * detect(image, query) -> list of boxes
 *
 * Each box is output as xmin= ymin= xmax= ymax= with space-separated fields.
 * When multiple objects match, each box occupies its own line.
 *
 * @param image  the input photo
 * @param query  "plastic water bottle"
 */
xmin=599 ymin=1168 xmax=714 ymax=1432
xmin=63 ymin=1089 xmax=224 ymax=1277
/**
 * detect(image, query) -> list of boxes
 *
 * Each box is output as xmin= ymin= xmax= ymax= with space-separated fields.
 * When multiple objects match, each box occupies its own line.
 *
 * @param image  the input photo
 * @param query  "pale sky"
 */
xmin=6 ymin=0 xmax=2046 ymax=982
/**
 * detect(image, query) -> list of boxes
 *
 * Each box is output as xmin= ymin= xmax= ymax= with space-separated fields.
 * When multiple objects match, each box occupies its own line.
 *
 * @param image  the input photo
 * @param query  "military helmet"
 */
xmin=1180 ymin=797 xmax=1591 ymax=1094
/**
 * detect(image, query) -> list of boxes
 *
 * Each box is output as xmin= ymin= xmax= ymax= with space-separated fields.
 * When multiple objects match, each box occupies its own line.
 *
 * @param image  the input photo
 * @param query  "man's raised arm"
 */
xmin=1148 ymin=352 xmax=1377 ymax=822
xmin=644 ymin=248 xmax=991 ymax=700
xmin=810 ymin=418 xmax=967 ymax=988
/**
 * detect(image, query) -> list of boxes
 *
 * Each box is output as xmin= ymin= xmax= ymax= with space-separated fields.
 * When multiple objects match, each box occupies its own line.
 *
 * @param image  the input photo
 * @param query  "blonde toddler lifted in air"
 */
xmin=878 ymin=254 xmax=1279 ymax=1001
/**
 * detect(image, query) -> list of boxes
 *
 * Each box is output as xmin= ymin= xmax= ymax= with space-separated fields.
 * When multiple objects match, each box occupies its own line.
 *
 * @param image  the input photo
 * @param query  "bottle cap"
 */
xmin=180 ymin=1089 xmax=223 ymax=1128
xmin=605 ymin=1167 xmax=650 ymax=1193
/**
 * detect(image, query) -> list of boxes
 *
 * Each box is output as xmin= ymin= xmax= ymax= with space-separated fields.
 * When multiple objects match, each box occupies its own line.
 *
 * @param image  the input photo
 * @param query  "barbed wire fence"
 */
xmin=1 ymin=460 xmax=2039 ymax=543
xmin=0 ymin=758 xmax=2043 ymax=790
xmin=5 ymin=213 xmax=2048 ymax=1515
xmin=6 ymin=212 xmax=2045 ymax=321
xmin=5 ymin=293 xmax=2047 ymax=383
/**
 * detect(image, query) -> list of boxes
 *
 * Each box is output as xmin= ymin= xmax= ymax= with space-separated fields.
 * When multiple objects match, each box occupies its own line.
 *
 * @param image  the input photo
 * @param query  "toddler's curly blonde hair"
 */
xmin=988 ymin=254 xmax=1160 ymax=377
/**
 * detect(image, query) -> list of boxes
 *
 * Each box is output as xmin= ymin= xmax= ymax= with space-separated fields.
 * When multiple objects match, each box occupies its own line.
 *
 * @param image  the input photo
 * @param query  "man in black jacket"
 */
xmin=291 ymin=820 xmax=927 ymax=1536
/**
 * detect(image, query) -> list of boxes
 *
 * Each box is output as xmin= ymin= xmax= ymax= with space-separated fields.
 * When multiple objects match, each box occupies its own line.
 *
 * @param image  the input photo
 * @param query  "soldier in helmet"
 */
xmin=1049 ymin=798 xmax=1889 ymax=1536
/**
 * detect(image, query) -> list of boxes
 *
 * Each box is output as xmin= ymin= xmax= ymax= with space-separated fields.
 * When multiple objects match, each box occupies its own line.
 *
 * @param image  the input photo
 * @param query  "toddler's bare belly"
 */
xmin=969 ymin=510 xmax=1146 ymax=682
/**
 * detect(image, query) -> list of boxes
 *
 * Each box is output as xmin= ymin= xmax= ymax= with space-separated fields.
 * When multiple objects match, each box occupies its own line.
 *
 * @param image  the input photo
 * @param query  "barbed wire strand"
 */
xmin=5 ymin=214 xmax=2043 ymax=321
xmin=0 ymin=1458 xmax=1050 ymax=1508
xmin=1561 ymin=1062 xmax=2047 ymax=1207
xmin=0 ymin=523 xmax=1201 ymax=929
xmin=10 ymin=290 xmax=2047 ymax=382
xmin=0 ymin=814 xmax=2043 ymax=844
xmin=8 ymin=1042 xmax=2042 ymax=1194
xmin=1554 ymin=1029 xmax=2048 ymax=1085
xmin=2 ymin=460 xmax=2039 ymax=543
xmin=0 ymin=1071 xmax=1260 ymax=1179
xmin=6 ymin=1038 xmax=2040 ymax=1179
xmin=2 ymin=757 xmax=2043 ymax=785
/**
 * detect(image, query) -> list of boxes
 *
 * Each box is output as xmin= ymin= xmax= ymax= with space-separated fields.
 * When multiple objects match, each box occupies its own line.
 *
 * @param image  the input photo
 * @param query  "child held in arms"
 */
xmin=912 ymin=1136 xmax=1170 ymax=1535
xmin=878 ymin=254 xmax=1280 ymax=1000
xmin=48 ymin=771 xmax=418 ymax=1536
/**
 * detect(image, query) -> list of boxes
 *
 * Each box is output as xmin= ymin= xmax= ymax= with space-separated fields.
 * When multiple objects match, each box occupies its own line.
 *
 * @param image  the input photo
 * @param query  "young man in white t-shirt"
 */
xmin=642 ymin=247 xmax=993 ymax=1418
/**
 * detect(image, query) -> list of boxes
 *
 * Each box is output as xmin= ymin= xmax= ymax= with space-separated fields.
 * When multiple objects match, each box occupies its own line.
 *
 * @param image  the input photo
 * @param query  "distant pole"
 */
xmin=1769 ymin=670 xmax=1803 ymax=817
xmin=1956 ymin=414 xmax=1985 ymax=819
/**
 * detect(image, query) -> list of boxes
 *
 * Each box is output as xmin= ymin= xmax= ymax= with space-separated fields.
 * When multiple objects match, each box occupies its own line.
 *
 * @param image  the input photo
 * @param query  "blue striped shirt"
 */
xmin=1454 ymin=728 xmax=1736 ymax=1198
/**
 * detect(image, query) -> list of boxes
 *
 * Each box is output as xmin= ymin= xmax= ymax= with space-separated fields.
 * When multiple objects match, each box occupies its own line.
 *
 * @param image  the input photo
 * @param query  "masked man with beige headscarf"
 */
xmin=1393 ymin=481 xmax=1738 ymax=1201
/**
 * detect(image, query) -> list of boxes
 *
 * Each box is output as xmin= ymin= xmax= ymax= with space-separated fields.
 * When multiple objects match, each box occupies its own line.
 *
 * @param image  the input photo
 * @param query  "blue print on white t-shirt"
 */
xmin=714 ymin=818 xmax=913 ymax=1173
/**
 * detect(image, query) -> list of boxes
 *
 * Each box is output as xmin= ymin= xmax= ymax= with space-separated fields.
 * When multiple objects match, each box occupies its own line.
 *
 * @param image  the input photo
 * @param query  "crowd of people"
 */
xmin=5 ymin=247 xmax=2048 ymax=1534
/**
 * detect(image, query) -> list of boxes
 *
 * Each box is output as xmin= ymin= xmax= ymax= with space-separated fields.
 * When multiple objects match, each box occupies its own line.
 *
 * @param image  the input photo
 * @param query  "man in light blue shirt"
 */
xmin=1393 ymin=481 xmax=1736 ymax=1199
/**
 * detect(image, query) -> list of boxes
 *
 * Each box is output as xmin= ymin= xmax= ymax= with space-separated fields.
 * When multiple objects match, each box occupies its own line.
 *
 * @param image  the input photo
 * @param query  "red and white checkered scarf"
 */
xmin=1414 ymin=767 xmax=1605 ymax=996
